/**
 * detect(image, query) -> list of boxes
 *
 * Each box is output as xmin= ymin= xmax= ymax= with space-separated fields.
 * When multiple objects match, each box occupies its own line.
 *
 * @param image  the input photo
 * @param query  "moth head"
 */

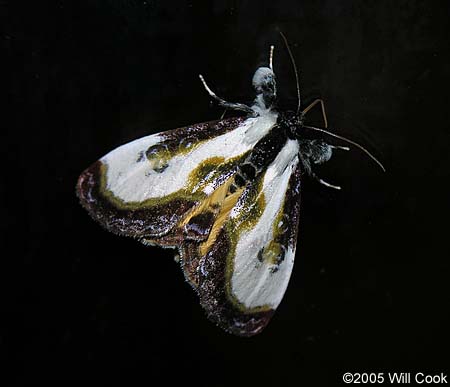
xmin=252 ymin=67 xmax=276 ymax=94
xmin=252 ymin=67 xmax=277 ymax=110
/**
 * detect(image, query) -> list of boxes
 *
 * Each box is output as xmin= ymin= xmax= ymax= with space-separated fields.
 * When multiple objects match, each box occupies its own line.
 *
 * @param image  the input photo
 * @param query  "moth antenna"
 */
xmin=279 ymin=31 xmax=301 ymax=114
xmin=269 ymin=45 xmax=274 ymax=70
xmin=304 ymin=125 xmax=386 ymax=172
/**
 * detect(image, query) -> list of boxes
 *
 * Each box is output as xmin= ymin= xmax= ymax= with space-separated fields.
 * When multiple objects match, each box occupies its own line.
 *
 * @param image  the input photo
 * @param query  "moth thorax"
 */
xmin=278 ymin=111 xmax=302 ymax=138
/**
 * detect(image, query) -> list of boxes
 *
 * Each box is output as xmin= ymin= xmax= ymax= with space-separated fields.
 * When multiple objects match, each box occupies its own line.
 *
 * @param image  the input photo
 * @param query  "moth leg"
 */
xmin=199 ymin=74 xmax=256 ymax=116
xmin=302 ymin=99 xmax=328 ymax=128
xmin=330 ymin=144 xmax=350 ymax=151
xmin=309 ymin=171 xmax=341 ymax=190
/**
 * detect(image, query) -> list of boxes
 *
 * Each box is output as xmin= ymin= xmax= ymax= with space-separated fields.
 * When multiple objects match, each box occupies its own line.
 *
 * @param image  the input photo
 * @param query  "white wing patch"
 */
xmin=231 ymin=139 xmax=299 ymax=309
xmin=102 ymin=112 xmax=277 ymax=202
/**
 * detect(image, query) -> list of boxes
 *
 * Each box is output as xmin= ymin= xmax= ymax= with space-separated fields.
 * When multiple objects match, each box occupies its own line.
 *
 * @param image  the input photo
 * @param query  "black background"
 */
xmin=3 ymin=1 xmax=449 ymax=386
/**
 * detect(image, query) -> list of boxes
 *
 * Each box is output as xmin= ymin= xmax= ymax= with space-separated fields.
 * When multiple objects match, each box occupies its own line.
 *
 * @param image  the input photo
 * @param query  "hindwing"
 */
xmin=180 ymin=140 xmax=301 ymax=336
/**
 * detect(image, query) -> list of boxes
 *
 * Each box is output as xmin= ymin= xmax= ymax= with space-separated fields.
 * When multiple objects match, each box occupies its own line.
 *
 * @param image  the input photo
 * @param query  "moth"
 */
xmin=77 ymin=37 xmax=383 ymax=336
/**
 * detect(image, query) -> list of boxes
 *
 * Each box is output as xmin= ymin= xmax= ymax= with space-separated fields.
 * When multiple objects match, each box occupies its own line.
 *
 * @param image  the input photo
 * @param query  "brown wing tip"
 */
xmin=76 ymin=160 xmax=103 ymax=212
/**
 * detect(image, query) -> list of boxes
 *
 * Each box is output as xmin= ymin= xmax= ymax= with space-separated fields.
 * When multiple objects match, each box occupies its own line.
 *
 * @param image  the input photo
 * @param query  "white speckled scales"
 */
xmin=77 ymin=108 xmax=302 ymax=337
xmin=77 ymin=41 xmax=380 ymax=336
xmin=102 ymin=112 xmax=277 ymax=203
xmin=231 ymin=140 xmax=299 ymax=309
xmin=77 ymin=61 xmax=307 ymax=337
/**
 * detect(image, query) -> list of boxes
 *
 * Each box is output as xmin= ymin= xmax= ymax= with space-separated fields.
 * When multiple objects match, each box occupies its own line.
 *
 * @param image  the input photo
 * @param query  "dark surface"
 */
xmin=3 ymin=1 xmax=449 ymax=385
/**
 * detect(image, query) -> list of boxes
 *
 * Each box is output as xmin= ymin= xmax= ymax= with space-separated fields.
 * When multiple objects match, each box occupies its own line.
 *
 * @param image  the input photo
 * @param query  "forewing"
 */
xmin=180 ymin=139 xmax=302 ymax=336
xmin=77 ymin=114 xmax=277 ymax=244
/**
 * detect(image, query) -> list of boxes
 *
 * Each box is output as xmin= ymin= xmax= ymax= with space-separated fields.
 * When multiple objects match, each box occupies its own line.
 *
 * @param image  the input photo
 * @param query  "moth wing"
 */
xmin=181 ymin=139 xmax=302 ymax=336
xmin=77 ymin=115 xmax=277 ymax=243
